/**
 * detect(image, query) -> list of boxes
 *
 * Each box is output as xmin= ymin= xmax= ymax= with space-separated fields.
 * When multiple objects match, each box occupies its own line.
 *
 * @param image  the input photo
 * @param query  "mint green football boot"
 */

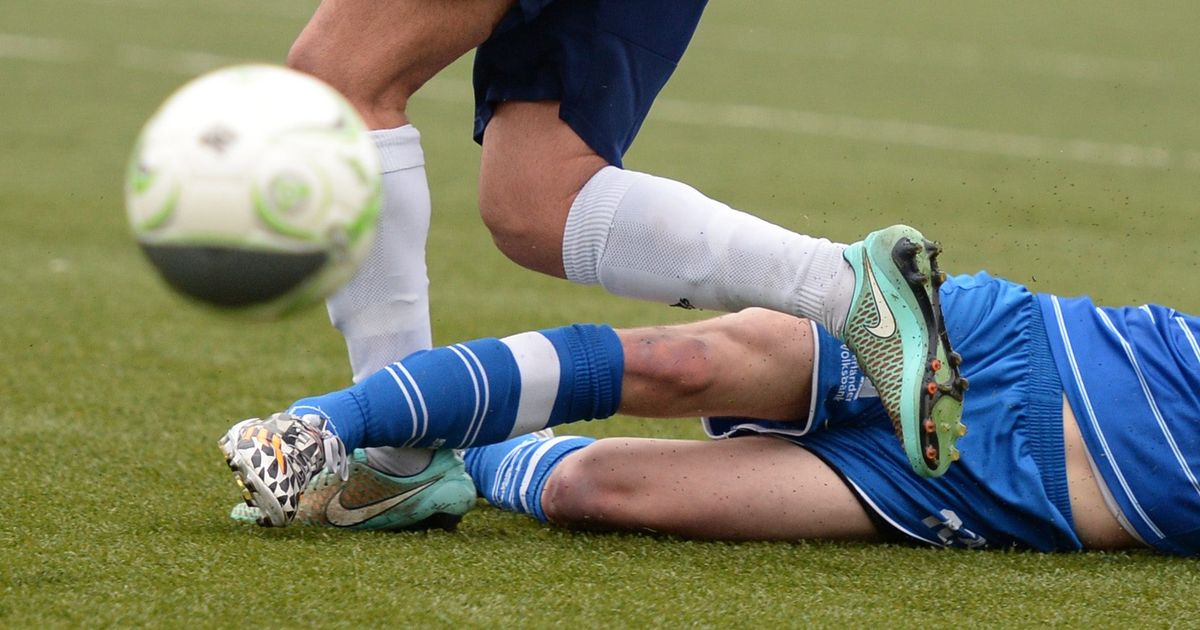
xmin=841 ymin=225 xmax=968 ymax=478
xmin=231 ymin=448 xmax=475 ymax=531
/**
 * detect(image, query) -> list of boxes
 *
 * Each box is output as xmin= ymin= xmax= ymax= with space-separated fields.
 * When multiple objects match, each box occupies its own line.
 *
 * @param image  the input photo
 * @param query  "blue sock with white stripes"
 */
xmin=288 ymin=324 xmax=623 ymax=452
xmin=464 ymin=434 xmax=595 ymax=522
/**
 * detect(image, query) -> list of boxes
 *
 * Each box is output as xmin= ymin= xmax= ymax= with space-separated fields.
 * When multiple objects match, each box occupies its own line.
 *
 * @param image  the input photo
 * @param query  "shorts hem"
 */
xmin=799 ymin=445 xmax=913 ymax=545
xmin=474 ymin=97 xmax=626 ymax=168
xmin=1024 ymin=303 xmax=1073 ymax=532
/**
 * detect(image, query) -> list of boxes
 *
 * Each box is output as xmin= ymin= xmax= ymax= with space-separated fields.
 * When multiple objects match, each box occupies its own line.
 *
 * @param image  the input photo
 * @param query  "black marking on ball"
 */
xmin=199 ymin=125 xmax=237 ymax=154
xmin=139 ymin=244 xmax=327 ymax=307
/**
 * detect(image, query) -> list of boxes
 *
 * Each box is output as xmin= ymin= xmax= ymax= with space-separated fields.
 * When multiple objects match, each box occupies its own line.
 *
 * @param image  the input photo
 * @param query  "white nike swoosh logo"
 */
xmin=325 ymin=479 xmax=439 ymax=527
xmin=863 ymin=257 xmax=897 ymax=338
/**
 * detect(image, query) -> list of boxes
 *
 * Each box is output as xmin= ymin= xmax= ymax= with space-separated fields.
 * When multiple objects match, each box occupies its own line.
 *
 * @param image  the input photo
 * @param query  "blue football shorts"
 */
xmin=706 ymin=272 xmax=1082 ymax=552
xmin=1041 ymin=292 xmax=1200 ymax=556
xmin=472 ymin=0 xmax=708 ymax=166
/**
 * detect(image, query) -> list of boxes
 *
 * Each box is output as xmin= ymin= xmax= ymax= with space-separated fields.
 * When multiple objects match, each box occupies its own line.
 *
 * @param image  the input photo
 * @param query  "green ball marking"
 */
xmin=270 ymin=175 xmax=312 ymax=214
xmin=347 ymin=179 xmax=381 ymax=244
xmin=127 ymin=159 xmax=154 ymax=196
xmin=343 ymin=156 xmax=369 ymax=185
xmin=137 ymin=186 xmax=180 ymax=233
xmin=252 ymin=174 xmax=321 ymax=242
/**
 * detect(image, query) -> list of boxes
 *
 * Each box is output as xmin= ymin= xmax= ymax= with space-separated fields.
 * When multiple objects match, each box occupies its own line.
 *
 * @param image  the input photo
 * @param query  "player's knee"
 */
xmin=541 ymin=439 xmax=635 ymax=527
xmin=625 ymin=333 xmax=718 ymax=399
xmin=479 ymin=103 xmax=608 ymax=276
xmin=478 ymin=184 xmax=547 ymax=269
xmin=478 ymin=163 xmax=576 ymax=276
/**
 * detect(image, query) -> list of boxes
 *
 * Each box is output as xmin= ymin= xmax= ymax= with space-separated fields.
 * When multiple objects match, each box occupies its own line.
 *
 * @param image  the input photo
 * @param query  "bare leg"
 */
xmin=289 ymin=0 xmax=514 ymax=128
xmin=616 ymin=308 xmax=815 ymax=421
xmin=542 ymin=436 xmax=880 ymax=541
xmin=531 ymin=309 xmax=871 ymax=541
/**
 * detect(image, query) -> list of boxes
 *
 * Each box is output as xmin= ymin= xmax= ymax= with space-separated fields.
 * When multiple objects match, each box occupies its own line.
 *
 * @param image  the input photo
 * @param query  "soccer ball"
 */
xmin=125 ymin=64 xmax=380 ymax=318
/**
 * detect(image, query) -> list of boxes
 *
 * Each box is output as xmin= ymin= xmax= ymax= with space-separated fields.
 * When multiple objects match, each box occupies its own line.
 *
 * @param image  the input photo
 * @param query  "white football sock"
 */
xmin=325 ymin=124 xmax=434 ymax=476
xmin=562 ymin=166 xmax=856 ymax=333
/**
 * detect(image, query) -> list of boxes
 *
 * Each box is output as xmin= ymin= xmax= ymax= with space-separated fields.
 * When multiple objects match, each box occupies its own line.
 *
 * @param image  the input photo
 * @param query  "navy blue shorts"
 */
xmin=472 ymin=0 xmax=708 ymax=166
xmin=706 ymin=273 xmax=1082 ymax=552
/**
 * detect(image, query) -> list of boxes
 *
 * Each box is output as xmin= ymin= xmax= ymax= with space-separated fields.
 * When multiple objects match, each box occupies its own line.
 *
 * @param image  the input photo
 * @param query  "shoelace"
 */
xmin=297 ymin=414 xmax=349 ymax=481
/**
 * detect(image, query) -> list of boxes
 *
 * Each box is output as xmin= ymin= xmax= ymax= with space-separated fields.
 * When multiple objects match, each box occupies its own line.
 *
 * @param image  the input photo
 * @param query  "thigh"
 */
xmin=543 ymin=436 xmax=881 ymax=542
xmin=289 ymin=0 xmax=515 ymax=127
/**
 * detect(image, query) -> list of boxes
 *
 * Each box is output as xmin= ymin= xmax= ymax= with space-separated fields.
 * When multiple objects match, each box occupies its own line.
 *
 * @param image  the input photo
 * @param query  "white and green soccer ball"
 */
xmin=125 ymin=64 xmax=380 ymax=318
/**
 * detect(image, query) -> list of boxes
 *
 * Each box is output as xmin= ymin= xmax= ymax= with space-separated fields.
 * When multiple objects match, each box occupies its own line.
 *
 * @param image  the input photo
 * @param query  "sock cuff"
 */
xmin=526 ymin=436 xmax=595 ymax=522
xmin=288 ymin=390 xmax=367 ymax=452
xmin=463 ymin=434 xmax=596 ymax=522
xmin=791 ymin=242 xmax=849 ymax=329
xmin=370 ymin=124 xmax=425 ymax=173
xmin=546 ymin=323 xmax=624 ymax=421
xmin=562 ymin=166 xmax=640 ymax=285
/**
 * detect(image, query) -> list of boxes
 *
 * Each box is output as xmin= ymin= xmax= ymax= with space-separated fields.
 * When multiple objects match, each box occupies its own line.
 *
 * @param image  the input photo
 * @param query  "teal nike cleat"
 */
xmin=230 ymin=448 xmax=475 ymax=531
xmin=841 ymin=225 xmax=968 ymax=478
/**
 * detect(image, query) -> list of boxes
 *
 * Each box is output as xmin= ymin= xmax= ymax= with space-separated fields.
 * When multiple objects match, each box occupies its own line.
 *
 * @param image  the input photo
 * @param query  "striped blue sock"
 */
xmin=464 ymin=434 xmax=595 ymax=522
xmin=288 ymin=324 xmax=623 ymax=452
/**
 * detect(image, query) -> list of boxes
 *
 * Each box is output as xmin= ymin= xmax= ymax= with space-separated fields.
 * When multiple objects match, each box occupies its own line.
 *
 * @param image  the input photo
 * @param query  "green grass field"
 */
xmin=4 ymin=0 xmax=1200 ymax=625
